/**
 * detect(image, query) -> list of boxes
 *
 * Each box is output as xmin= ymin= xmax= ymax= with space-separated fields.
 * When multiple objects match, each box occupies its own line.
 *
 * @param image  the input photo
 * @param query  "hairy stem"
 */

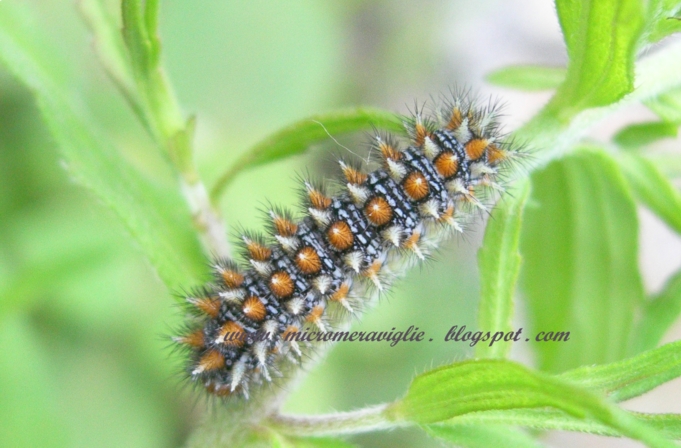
xmin=266 ymin=404 xmax=403 ymax=436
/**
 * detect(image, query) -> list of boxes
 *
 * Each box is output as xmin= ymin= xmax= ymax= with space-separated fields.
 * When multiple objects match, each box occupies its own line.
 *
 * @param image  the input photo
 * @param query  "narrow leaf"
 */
xmin=442 ymin=409 xmax=681 ymax=440
xmin=0 ymin=3 xmax=205 ymax=289
xmin=647 ymin=87 xmax=681 ymax=123
xmin=561 ymin=340 xmax=681 ymax=402
xmin=476 ymin=181 xmax=530 ymax=359
xmin=643 ymin=1 xmax=681 ymax=44
xmin=425 ymin=423 xmax=545 ymax=448
xmin=485 ymin=65 xmax=566 ymax=91
xmin=121 ymin=0 xmax=154 ymax=78
xmin=613 ymin=121 xmax=678 ymax=149
xmin=390 ymin=359 xmax=676 ymax=448
xmin=210 ymin=108 xmax=403 ymax=200
xmin=634 ymin=271 xmax=681 ymax=352
xmin=121 ymin=0 xmax=185 ymax=142
xmin=617 ymin=153 xmax=681 ymax=236
xmin=550 ymin=0 xmax=644 ymax=118
xmin=520 ymin=149 xmax=644 ymax=372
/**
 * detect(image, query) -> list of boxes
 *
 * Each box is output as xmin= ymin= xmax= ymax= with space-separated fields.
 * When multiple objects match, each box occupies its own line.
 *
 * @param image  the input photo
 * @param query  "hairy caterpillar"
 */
xmin=173 ymin=91 xmax=521 ymax=398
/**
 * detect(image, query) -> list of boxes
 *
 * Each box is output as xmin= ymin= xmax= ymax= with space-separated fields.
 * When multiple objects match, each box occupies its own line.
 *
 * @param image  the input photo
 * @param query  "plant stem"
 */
xmin=113 ymin=0 xmax=230 ymax=258
xmin=514 ymin=40 xmax=681 ymax=168
xmin=181 ymin=178 xmax=231 ymax=258
xmin=266 ymin=404 xmax=404 ymax=437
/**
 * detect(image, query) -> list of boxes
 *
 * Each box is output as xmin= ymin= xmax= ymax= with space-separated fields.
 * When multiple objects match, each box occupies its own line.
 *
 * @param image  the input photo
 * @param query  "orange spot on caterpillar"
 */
xmin=414 ymin=123 xmax=430 ymax=147
xmin=205 ymin=383 xmax=232 ymax=397
xmin=242 ymin=296 xmax=266 ymax=321
xmin=245 ymin=239 xmax=271 ymax=262
xmin=378 ymin=140 xmax=401 ymax=161
xmin=220 ymin=269 xmax=244 ymax=288
xmin=341 ymin=164 xmax=367 ymax=185
xmin=487 ymin=144 xmax=507 ymax=165
xmin=447 ymin=108 xmax=463 ymax=130
xmin=462 ymin=186 xmax=479 ymax=204
xmin=434 ymin=152 xmax=459 ymax=178
xmin=305 ymin=305 xmax=325 ymax=324
xmin=282 ymin=325 xmax=299 ymax=341
xmin=403 ymin=171 xmax=429 ymax=201
xmin=404 ymin=231 xmax=420 ymax=250
xmin=439 ymin=205 xmax=455 ymax=223
xmin=218 ymin=321 xmax=246 ymax=347
xmin=295 ymin=246 xmax=322 ymax=275
xmin=269 ymin=271 xmax=294 ymax=298
xmin=465 ymin=138 xmax=488 ymax=160
xmin=189 ymin=296 xmax=221 ymax=318
xmin=330 ymin=283 xmax=350 ymax=302
xmin=308 ymin=187 xmax=332 ymax=210
xmin=363 ymin=259 xmax=384 ymax=289
xmin=364 ymin=197 xmax=393 ymax=226
xmin=272 ymin=215 xmax=298 ymax=237
xmin=327 ymin=221 xmax=354 ymax=250
xmin=175 ymin=329 xmax=205 ymax=349
xmin=196 ymin=350 xmax=225 ymax=373
xmin=363 ymin=259 xmax=382 ymax=278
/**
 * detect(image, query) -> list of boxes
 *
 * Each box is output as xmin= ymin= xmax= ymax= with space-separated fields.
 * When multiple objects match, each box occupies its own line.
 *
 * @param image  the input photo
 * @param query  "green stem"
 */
xmin=514 ymin=40 xmax=681 ymax=166
xmin=266 ymin=404 xmax=401 ymax=437
xmin=115 ymin=0 xmax=230 ymax=257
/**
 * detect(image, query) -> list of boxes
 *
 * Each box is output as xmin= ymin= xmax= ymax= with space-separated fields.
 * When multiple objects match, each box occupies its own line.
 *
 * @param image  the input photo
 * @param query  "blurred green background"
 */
xmin=2 ymin=1 xmax=679 ymax=448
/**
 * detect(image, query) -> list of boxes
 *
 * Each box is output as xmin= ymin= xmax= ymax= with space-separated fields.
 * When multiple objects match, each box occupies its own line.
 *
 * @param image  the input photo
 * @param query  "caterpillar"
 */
xmin=173 ymin=92 xmax=521 ymax=399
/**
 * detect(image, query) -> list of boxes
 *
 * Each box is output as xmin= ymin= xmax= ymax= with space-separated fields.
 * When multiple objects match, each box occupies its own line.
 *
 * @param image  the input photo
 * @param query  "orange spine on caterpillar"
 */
xmin=173 ymin=91 xmax=521 ymax=398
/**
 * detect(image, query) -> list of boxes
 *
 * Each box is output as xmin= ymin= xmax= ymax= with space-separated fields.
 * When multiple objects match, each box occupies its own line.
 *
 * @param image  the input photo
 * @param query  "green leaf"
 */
xmin=636 ymin=414 xmax=681 ymax=440
xmin=476 ymin=181 xmax=530 ymax=359
xmin=613 ymin=121 xmax=678 ymax=149
xmin=121 ymin=0 xmax=157 ymax=81
xmin=210 ymin=108 xmax=403 ymax=201
xmin=485 ymin=65 xmax=566 ymax=91
xmin=442 ymin=409 xmax=681 ymax=440
xmin=561 ymin=340 xmax=681 ymax=402
xmin=617 ymin=153 xmax=681 ymax=235
xmin=647 ymin=87 xmax=681 ymax=123
xmin=635 ymin=272 xmax=681 ymax=352
xmin=121 ymin=0 xmax=186 ymax=148
xmin=550 ymin=0 xmax=644 ymax=119
xmin=389 ymin=359 xmax=676 ymax=448
xmin=646 ymin=153 xmax=681 ymax=180
xmin=520 ymin=149 xmax=644 ymax=372
xmin=425 ymin=424 xmax=545 ymax=448
xmin=0 ymin=3 xmax=205 ymax=289
xmin=643 ymin=1 xmax=681 ymax=44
